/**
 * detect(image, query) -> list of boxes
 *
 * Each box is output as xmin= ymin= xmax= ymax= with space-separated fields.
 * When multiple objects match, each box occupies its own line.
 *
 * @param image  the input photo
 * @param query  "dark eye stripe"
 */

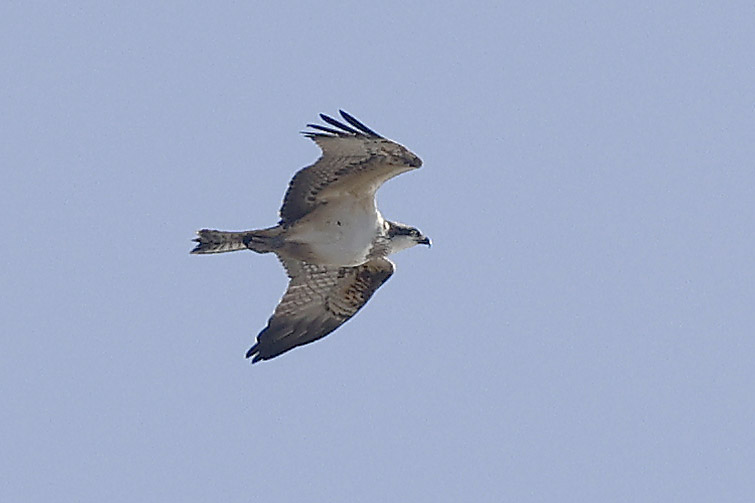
xmin=388 ymin=225 xmax=419 ymax=237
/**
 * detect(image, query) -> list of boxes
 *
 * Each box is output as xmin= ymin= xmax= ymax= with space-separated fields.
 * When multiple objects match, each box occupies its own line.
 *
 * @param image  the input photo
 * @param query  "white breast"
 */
xmin=287 ymin=195 xmax=384 ymax=266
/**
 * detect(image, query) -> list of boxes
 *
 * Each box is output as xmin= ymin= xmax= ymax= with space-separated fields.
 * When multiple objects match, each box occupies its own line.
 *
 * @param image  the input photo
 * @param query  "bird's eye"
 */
xmin=410 ymin=229 xmax=419 ymax=237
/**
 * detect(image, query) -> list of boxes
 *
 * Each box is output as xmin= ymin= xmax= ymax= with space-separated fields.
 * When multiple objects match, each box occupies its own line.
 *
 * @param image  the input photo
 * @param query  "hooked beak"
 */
xmin=418 ymin=236 xmax=432 ymax=248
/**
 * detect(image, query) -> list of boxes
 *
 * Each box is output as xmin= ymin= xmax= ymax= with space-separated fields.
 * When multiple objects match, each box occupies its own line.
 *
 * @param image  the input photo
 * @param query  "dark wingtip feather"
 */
xmin=319 ymin=113 xmax=362 ymax=135
xmin=301 ymin=111 xmax=383 ymax=139
xmin=339 ymin=110 xmax=382 ymax=137
xmin=307 ymin=124 xmax=347 ymax=136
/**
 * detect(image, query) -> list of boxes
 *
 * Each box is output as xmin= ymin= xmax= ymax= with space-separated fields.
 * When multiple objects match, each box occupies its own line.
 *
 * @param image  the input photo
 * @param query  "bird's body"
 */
xmin=192 ymin=111 xmax=429 ymax=363
xmin=282 ymin=193 xmax=384 ymax=266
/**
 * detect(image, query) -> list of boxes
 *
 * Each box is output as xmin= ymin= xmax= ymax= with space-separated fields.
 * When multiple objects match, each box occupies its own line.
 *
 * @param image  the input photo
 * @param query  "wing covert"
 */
xmin=278 ymin=111 xmax=422 ymax=225
xmin=246 ymin=257 xmax=395 ymax=362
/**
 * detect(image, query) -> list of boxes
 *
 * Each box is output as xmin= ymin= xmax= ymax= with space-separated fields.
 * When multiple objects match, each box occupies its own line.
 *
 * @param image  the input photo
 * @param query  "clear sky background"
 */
xmin=2 ymin=2 xmax=754 ymax=502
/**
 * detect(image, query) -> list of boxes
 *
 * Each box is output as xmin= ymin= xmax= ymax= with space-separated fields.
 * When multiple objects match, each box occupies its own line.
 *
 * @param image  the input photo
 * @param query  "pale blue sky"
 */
xmin=2 ymin=2 xmax=754 ymax=501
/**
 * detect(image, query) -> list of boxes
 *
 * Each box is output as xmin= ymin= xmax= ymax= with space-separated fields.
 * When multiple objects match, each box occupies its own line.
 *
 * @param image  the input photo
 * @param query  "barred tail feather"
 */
xmin=191 ymin=229 xmax=252 ymax=254
xmin=191 ymin=227 xmax=283 ymax=255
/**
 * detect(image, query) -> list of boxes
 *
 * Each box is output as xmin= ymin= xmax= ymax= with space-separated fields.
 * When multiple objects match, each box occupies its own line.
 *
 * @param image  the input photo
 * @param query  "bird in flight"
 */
xmin=191 ymin=110 xmax=430 ymax=363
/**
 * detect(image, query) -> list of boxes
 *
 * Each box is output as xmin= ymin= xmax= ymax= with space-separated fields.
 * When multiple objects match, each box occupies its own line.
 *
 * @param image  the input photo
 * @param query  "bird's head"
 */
xmin=386 ymin=221 xmax=431 ymax=253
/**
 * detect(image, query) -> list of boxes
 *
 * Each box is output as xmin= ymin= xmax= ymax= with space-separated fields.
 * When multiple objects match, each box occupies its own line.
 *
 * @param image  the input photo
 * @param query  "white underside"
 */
xmin=285 ymin=195 xmax=384 ymax=266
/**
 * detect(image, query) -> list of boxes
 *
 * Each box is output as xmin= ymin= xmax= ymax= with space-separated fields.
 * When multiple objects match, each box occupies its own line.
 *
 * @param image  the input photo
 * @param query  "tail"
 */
xmin=190 ymin=228 xmax=281 ymax=255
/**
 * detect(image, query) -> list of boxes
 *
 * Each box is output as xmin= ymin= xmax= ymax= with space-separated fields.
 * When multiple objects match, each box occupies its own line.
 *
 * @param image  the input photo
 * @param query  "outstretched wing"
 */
xmin=279 ymin=110 xmax=422 ymax=225
xmin=246 ymin=257 xmax=395 ymax=363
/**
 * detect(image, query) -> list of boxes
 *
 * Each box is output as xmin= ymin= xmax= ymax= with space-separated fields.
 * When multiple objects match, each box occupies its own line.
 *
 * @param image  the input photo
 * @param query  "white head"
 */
xmin=386 ymin=221 xmax=431 ymax=254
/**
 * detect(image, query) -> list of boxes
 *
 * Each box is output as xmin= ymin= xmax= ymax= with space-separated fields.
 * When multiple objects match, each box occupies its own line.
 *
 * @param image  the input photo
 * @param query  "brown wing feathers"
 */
xmin=246 ymin=258 xmax=395 ymax=363
xmin=303 ymin=110 xmax=384 ymax=139
xmin=279 ymin=112 xmax=383 ymax=225
xmin=279 ymin=111 xmax=419 ymax=225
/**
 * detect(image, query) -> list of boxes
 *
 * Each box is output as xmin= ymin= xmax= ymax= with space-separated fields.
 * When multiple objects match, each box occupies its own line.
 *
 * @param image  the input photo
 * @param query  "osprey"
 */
xmin=192 ymin=111 xmax=430 ymax=362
